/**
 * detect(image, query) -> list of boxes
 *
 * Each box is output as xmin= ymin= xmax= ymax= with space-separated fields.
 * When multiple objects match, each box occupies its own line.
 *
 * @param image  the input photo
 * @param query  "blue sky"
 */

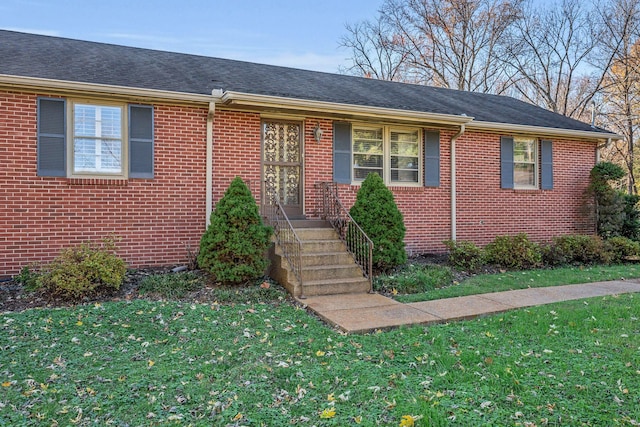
xmin=0 ymin=0 xmax=385 ymax=73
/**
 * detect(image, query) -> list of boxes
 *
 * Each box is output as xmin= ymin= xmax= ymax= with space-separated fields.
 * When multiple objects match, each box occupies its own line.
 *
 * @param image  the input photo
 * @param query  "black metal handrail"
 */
xmin=262 ymin=182 xmax=305 ymax=298
xmin=318 ymin=182 xmax=373 ymax=292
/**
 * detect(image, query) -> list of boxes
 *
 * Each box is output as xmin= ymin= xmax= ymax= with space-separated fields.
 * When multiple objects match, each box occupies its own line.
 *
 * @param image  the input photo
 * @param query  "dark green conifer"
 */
xmin=349 ymin=173 xmax=407 ymax=272
xmin=198 ymin=177 xmax=272 ymax=284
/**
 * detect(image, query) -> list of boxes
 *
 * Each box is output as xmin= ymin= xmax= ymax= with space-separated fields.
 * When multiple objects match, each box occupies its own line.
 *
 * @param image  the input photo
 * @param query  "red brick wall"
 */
xmin=455 ymin=132 xmax=596 ymax=247
xmin=1 ymin=90 xmax=208 ymax=275
xmin=212 ymin=110 xmax=262 ymax=202
xmin=326 ymin=129 xmax=596 ymax=255
xmin=0 ymin=92 xmax=599 ymax=276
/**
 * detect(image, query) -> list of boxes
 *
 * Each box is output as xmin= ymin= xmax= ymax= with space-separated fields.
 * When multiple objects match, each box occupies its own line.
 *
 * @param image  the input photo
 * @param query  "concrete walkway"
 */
xmin=299 ymin=280 xmax=640 ymax=333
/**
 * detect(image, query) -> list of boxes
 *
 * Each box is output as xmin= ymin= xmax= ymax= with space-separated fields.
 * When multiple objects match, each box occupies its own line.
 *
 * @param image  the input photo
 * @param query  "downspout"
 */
xmin=450 ymin=124 xmax=466 ymax=241
xmin=206 ymin=89 xmax=224 ymax=227
xmin=205 ymin=100 xmax=215 ymax=227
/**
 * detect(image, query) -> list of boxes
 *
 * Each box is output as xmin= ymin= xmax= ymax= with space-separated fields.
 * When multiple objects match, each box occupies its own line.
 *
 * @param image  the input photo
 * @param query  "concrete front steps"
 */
xmin=269 ymin=220 xmax=371 ymax=298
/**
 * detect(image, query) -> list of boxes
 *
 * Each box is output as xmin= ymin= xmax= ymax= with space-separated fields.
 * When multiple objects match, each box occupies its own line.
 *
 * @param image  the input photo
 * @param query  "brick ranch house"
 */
xmin=0 ymin=30 xmax=619 ymax=279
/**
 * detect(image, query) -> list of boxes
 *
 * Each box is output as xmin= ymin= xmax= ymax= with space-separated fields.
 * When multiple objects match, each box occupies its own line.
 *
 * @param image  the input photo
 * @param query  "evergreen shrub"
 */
xmin=543 ymin=234 xmax=610 ymax=266
xmin=198 ymin=177 xmax=272 ymax=284
xmin=485 ymin=234 xmax=542 ymax=270
xmin=349 ymin=173 xmax=407 ymax=272
xmin=37 ymin=237 xmax=126 ymax=300
xmin=443 ymin=240 xmax=485 ymax=272
xmin=605 ymin=236 xmax=640 ymax=263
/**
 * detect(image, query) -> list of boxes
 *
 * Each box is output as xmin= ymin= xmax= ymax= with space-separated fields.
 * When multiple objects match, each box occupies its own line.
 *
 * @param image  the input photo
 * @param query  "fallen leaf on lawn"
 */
xmin=320 ymin=407 xmax=336 ymax=419
xmin=399 ymin=415 xmax=415 ymax=426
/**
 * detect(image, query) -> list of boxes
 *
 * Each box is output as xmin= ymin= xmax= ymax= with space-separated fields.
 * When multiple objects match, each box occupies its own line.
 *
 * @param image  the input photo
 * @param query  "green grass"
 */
xmin=139 ymin=272 xmax=205 ymax=299
xmin=374 ymin=264 xmax=454 ymax=295
xmin=396 ymin=264 xmax=640 ymax=303
xmin=1 ymin=293 xmax=640 ymax=425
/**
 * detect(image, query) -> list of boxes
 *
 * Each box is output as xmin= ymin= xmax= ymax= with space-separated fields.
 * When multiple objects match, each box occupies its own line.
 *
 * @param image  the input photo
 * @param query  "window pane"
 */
xmin=514 ymin=163 xmax=535 ymax=187
xmin=74 ymin=105 xmax=96 ymax=137
xmin=391 ymin=141 xmax=419 ymax=156
xmin=100 ymin=107 xmax=122 ymax=138
xmin=354 ymin=153 xmax=383 ymax=168
xmin=353 ymin=140 xmax=383 ymax=154
xmin=391 ymin=170 xmax=419 ymax=182
xmin=514 ymin=138 xmax=536 ymax=163
xmin=101 ymin=140 xmax=122 ymax=170
xmin=354 ymin=168 xmax=382 ymax=181
xmin=74 ymin=138 xmax=97 ymax=170
xmin=354 ymin=128 xmax=382 ymax=141
xmin=391 ymin=156 xmax=418 ymax=170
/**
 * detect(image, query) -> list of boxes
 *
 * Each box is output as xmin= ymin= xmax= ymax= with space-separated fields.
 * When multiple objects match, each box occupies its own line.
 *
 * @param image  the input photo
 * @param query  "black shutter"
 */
xmin=424 ymin=130 xmax=440 ymax=187
xmin=129 ymin=105 xmax=154 ymax=178
xmin=37 ymin=98 xmax=66 ymax=176
xmin=333 ymin=122 xmax=352 ymax=184
xmin=541 ymin=139 xmax=553 ymax=190
xmin=500 ymin=136 xmax=514 ymax=189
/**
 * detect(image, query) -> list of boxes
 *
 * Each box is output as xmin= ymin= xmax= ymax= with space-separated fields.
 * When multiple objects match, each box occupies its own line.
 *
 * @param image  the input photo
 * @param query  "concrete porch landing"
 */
xmin=298 ymin=280 xmax=640 ymax=333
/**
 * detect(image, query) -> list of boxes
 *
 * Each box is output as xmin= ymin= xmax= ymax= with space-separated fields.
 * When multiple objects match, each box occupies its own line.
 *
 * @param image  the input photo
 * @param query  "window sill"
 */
xmin=67 ymin=177 xmax=129 ymax=187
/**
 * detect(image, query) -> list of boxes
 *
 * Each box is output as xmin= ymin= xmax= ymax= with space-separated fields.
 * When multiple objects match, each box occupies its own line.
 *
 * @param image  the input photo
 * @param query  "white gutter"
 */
xmin=467 ymin=120 xmax=620 ymax=141
xmin=221 ymin=91 xmax=473 ymax=126
xmin=450 ymin=125 xmax=466 ymax=241
xmin=0 ymin=74 xmax=213 ymax=104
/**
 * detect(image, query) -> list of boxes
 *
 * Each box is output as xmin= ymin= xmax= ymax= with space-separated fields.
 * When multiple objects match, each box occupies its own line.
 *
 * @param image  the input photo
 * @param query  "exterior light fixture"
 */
xmin=313 ymin=123 xmax=324 ymax=142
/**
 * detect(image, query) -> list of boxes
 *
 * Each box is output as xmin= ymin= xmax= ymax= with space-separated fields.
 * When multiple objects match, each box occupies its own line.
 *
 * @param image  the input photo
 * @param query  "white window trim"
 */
xmin=67 ymin=100 xmax=129 ymax=179
xmin=513 ymin=136 xmax=538 ymax=190
xmin=352 ymin=124 xmax=423 ymax=187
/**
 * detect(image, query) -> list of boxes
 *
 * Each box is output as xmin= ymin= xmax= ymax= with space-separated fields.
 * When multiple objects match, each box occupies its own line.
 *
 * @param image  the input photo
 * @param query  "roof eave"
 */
xmin=467 ymin=120 xmax=620 ymax=141
xmin=0 ymin=74 xmax=214 ymax=104
xmin=220 ymin=91 xmax=474 ymax=126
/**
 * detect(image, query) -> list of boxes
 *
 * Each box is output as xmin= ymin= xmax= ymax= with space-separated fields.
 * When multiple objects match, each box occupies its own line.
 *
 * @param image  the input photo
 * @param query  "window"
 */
xmin=352 ymin=125 xmax=421 ymax=185
xmin=37 ymin=98 xmax=154 ymax=179
xmin=73 ymin=104 xmax=123 ymax=174
xmin=500 ymin=136 xmax=553 ymax=190
xmin=513 ymin=137 xmax=537 ymax=188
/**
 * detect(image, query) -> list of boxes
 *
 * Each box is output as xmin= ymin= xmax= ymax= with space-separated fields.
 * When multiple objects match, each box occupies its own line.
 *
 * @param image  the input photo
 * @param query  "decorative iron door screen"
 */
xmin=262 ymin=121 xmax=303 ymax=217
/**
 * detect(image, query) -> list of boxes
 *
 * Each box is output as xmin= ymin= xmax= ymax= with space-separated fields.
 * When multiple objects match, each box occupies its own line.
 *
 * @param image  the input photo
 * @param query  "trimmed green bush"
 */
xmin=37 ymin=238 xmax=126 ymax=300
xmin=349 ymin=173 xmax=407 ymax=272
xmin=605 ymin=236 xmax=640 ymax=263
xmin=444 ymin=240 xmax=485 ymax=272
xmin=485 ymin=234 xmax=542 ymax=270
xmin=198 ymin=177 xmax=272 ymax=284
xmin=543 ymin=234 xmax=610 ymax=266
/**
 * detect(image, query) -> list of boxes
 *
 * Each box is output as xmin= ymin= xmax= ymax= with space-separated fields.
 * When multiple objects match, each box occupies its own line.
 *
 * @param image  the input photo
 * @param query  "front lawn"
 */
xmin=2 ymin=293 xmax=639 ymax=425
xmin=388 ymin=263 xmax=640 ymax=303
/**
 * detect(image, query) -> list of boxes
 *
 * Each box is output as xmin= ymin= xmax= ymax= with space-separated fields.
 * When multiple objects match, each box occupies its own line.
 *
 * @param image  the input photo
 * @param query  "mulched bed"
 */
xmin=0 ymin=267 xmax=225 ymax=313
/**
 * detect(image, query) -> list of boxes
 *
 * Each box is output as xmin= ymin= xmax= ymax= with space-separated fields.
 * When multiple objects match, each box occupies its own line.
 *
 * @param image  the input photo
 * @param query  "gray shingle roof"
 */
xmin=0 ymin=29 xmax=609 ymax=134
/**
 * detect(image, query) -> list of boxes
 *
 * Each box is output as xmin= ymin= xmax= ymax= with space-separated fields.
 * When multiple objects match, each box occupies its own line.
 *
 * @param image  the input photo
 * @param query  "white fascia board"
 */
xmin=467 ymin=120 xmax=621 ymax=141
xmin=220 ymin=91 xmax=474 ymax=126
xmin=0 ymin=74 xmax=214 ymax=104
